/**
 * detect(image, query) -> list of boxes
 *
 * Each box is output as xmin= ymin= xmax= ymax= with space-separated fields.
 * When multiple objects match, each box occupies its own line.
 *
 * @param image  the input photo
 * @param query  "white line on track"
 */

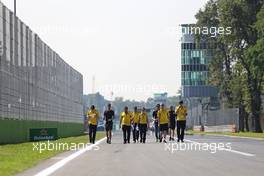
xmin=202 ymin=134 xmax=264 ymax=141
xmin=34 ymin=137 xmax=106 ymax=176
xmin=185 ymin=139 xmax=255 ymax=157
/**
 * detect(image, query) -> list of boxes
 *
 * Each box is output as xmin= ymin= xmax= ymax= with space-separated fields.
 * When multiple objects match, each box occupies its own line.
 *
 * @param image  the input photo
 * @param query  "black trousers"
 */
xmin=133 ymin=123 xmax=139 ymax=142
xmin=89 ymin=124 xmax=97 ymax=144
xmin=139 ymin=124 xmax=147 ymax=143
xmin=177 ymin=120 xmax=186 ymax=141
xmin=122 ymin=125 xmax=131 ymax=143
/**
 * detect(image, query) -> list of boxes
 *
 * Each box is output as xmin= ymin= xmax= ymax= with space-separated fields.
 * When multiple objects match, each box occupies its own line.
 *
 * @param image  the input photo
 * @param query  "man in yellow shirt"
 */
xmin=139 ymin=107 xmax=149 ymax=143
xmin=175 ymin=101 xmax=188 ymax=142
xmin=157 ymin=104 xmax=169 ymax=143
xmin=87 ymin=105 xmax=100 ymax=144
xmin=120 ymin=106 xmax=132 ymax=144
xmin=132 ymin=106 xmax=140 ymax=143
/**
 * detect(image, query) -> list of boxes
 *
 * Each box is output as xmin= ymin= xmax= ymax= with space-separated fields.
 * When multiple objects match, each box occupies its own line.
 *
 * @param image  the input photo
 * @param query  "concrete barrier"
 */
xmin=193 ymin=124 xmax=237 ymax=133
xmin=193 ymin=125 xmax=203 ymax=132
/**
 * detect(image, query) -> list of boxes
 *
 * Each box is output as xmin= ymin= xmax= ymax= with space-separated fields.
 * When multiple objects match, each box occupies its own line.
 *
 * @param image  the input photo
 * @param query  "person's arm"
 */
xmin=167 ymin=111 xmax=170 ymax=126
xmin=152 ymin=111 xmax=155 ymax=121
xmin=147 ymin=114 xmax=149 ymax=129
xmin=131 ymin=113 xmax=134 ymax=125
xmin=175 ymin=106 xmax=179 ymax=115
xmin=96 ymin=111 xmax=100 ymax=121
xmin=131 ymin=114 xmax=134 ymax=125
xmin=157 ymin=111 xmax=160 ymax=125
xmin=87 ymin=111 xmax=90 ymax=122
xmin=112 ymin=111 xmax=115 ymax=122
xmin=119 ymin=113 xmax=122 ymax=128
xmin=184 ymin=107 xmax=188 ymax=116
xmin=103 ymin=111 xmax=106 ymax=121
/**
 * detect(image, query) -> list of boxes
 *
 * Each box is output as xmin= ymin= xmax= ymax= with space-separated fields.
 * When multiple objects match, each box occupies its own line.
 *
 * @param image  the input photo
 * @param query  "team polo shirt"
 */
xmin=157 ymin=109 xmax=169 ymax=124
xmin=120 ymin=112 xmax=132 ymax=126
xmin=139 ymin=112 xmax=148 ymax=124
xmin=87 ymin=109 xmax=100 ymax=125
xmin=175 ymin=105 xmax=187 ymax=121
xmin=133 ymin=112 xmax=140 ymax=124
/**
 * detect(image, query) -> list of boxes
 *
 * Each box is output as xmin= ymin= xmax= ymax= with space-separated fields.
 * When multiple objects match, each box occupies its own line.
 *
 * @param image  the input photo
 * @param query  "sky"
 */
xmin=1 ymin=0 xmax=208 ymax=101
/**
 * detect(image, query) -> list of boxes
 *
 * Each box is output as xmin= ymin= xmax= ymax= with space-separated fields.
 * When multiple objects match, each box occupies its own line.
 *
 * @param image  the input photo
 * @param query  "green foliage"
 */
xmin=195 ymin=0 xmax=264 ymax=131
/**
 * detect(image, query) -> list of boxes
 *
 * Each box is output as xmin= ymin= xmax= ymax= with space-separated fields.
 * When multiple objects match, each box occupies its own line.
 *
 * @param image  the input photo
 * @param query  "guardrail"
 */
xmin=193 ymin=124 xmax=237 ymax=133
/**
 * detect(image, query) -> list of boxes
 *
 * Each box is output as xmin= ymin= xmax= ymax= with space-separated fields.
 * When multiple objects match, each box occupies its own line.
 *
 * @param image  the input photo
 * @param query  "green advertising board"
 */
xmin=29 ymin=128 xmax=58 ymax=141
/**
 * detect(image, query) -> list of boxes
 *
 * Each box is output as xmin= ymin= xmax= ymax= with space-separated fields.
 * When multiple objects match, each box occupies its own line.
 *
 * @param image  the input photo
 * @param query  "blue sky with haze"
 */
xmin=2 ymin=0 xmax=208 ymax=101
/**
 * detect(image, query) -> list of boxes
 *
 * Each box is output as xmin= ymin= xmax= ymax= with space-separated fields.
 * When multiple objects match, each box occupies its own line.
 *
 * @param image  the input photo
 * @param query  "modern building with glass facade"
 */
xmin=181 ymin=24 xmax=217 ymax=97
xmin=0 ymin=2 xmax=83 ymax=143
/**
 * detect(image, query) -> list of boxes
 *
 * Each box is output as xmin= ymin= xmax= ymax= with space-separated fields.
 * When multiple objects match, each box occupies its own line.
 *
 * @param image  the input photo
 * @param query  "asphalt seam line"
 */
xmin=34 ymin=137 xmax=107 ymax=176
xmin=185 ymin=139 xmax=256 ymax=157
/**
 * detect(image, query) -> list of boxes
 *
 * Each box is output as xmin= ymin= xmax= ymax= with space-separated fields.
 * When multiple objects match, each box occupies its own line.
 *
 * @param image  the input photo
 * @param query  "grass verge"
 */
xmin=187 ymin=130 xmax=264 ymax=139
xmin=0 ymin=132 xmax=105 ymax=176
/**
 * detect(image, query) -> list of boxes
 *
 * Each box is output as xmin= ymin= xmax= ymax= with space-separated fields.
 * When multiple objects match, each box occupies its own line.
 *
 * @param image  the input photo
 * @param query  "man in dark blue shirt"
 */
xmin=152 ymin=104 xmax=160 ymax=142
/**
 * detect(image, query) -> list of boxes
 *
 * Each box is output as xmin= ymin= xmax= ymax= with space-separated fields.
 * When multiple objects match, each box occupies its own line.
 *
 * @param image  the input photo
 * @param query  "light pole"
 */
xmin=14 ymin=0 xmax=16 ymax=16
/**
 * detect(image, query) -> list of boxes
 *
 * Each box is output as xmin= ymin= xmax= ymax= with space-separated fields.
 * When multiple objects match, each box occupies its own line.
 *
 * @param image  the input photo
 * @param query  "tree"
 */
xmin=195 ymin=0 xmax=235 ymax=106
xmin=195 ymin=0 xmax=264 ymax=132
xmin=245 ymin=4 xmax=264 ymax=132
xmin=218 ymin=0 xmax=263 ymax=132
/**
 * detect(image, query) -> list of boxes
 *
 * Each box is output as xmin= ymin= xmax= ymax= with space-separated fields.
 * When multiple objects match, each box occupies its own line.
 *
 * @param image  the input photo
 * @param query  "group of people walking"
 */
xmin=152 ymin=102 xmax=188 ymax=143
xmin=86 ymin=101 xmax=188 ymax=144
xmin=119 ymin=106 xmax=149 ymax=144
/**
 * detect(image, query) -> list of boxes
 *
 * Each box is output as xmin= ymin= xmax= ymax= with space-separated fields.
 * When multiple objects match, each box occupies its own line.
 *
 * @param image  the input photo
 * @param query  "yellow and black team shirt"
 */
xmin=120 ymin=112 xmax=132 ymax=126
xmin=157 ymin=109 xmax=169 ymax=124
xmin=175 ymin=105 xmax=187 ymax=121
xmin=87 ymin=109 xmax=100 ymax=125
xmin=139 ymin=112 xmax=148 ymax=124
xmin=132 ymin=112 xmax=140 ymax=124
